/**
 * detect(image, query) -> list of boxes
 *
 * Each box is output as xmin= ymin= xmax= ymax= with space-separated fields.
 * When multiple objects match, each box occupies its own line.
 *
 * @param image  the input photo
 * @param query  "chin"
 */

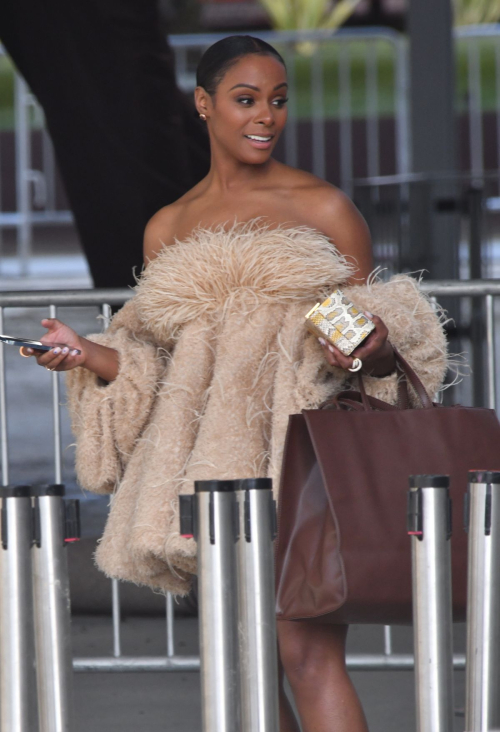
xmin=237 ymin=147 xmax=275 ymax=166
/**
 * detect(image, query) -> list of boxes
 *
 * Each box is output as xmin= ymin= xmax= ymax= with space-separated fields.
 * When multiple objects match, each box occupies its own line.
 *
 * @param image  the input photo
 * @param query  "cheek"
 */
xmin=213 ymin=106 xmax=251 ymax=137
xmin=277 ymin=108 xmax=288 ymax=131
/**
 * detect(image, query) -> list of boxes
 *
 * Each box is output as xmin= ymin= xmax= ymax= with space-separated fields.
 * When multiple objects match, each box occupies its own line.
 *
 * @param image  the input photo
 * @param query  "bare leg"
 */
xmin=278 ymin=656 xmax=301 ymax=732
xmin=277 ymin=620 xmax=369 ymax=732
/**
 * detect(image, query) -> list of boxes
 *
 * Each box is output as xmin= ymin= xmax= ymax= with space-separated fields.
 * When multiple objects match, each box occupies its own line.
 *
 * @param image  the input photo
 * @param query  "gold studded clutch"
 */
xmin=304 ymin=289 xmax=375 ymax=356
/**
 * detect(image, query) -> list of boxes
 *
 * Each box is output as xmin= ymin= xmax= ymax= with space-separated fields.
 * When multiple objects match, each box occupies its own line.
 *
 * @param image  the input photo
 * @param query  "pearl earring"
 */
xmin=199 ymin=113 xmax=207 ymax=121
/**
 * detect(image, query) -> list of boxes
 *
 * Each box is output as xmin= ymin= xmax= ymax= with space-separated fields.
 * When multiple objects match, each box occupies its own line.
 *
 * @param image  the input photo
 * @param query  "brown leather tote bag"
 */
xmin=275 ymin=349 xmax=500 ymax=625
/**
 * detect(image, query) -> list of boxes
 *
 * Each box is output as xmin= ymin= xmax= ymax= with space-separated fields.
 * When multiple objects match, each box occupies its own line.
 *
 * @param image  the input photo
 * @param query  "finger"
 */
xmin=35 ymin=346 xmax=70 ymax=368
xmin=318 ymin=338 xmax=340 ymax=367
xmin=42 ymin=351 xmax=72 ymax=371
xmin=19 ymin=347 xmax=33 ymax=358
xmin=318 ymin=338 xmax=354 ymax=369
xmin=41 ymin=318 xmax=64 ymax=331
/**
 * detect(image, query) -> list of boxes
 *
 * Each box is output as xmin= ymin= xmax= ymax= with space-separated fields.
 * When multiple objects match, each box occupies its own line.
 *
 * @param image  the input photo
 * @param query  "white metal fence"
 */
xmin=0 ymin=281 xmax=497 ymax=673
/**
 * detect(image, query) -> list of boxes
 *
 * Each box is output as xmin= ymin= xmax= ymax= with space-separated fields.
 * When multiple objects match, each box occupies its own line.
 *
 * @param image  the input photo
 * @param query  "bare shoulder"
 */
xmin=143 ymin=203 xmax=182 ymax=265
xmin=283 ymin=169 xmax=373 ymax=281
xmin=304 ymin=181 xmax=369 ymax=239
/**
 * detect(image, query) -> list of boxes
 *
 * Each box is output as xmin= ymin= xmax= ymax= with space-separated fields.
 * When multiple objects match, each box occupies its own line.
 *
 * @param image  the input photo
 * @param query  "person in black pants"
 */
xmin=0 ymin=0 xmax=210 ymax=288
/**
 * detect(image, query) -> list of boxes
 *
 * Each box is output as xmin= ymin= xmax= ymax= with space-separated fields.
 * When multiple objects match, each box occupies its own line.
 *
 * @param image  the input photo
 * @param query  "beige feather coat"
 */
xmin=66 ymin=222 xmax=448 ymax=595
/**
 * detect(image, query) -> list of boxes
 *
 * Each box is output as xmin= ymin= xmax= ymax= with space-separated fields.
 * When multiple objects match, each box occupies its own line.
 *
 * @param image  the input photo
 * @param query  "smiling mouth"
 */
xmin=244 ymin=134 xmax=274 ymax=142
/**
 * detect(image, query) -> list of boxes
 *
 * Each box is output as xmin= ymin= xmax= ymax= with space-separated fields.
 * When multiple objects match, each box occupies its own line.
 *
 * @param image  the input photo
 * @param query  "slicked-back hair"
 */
xmin=196 ymin=35 xmax=286 ymax=96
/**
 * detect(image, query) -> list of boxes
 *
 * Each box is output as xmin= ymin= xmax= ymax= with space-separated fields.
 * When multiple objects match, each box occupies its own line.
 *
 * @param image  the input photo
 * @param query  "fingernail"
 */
xmin=365 ymin=311 xmax=374 ymax=319
xmin=328 ymin=345 xmax=335 ymax=353
xmin=70 ymin=349 xmax=79 ymax=356
xmin=26 ymin=348 xmax=33 ymax=355
xmin=62 ymin=347 xmax=69 ymax=354
xmin=318 ymin=338 xmax=326 ymax=346
xmin=52 ymin=347 xmax=61 ymax=354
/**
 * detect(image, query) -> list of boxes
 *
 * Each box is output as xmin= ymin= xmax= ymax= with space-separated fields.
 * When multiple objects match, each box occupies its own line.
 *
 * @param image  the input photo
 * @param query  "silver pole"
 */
xmin=193 ymin=480 xmax=240 ymax=732
xmin=14 ymin=74 xmax=32 ymax=277
xmin=465 ymin=471 xmax=500 ymax=732
xmin=339 ymin=43 xmax=353 ymax=195
xmin=467 ymin=39 xmax=484 ymax=178
xmin=395 ymin=36 xmax=411 ymax=175
xmin=485 ymin=295 xmax=496 ymax=411
xmin=311 ymin=50 xmax=326 ymax=180
xmin=111 ymin=579 xmax=121 ymax=658
xmin=166 ymin=592 xmax=175 ymax=658
xmin=235 ymin=479 xmax=279 ymax=732
xmin=0 ymin=485 xmax=37 ymax=732
xmin=283 ymin=49 xmax=298 ymax=169
xmin=366 ymin=41 xmax=380 ymax=180
xmin=0 ymin=308 xmax=9 ymax=486
xmin=49 ymin=304 xmax=63 ymax=484
xmin=32 ymin=484 xmax=75 ymax=732
xmin=408 ymin=475 xmax=454 ymax=732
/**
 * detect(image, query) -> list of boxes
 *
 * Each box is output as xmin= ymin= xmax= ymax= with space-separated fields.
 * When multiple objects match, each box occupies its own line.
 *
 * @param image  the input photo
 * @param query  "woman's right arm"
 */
xmin=23 ymin=317 xmax=120 ymax=382
xmin=26 ymin=206 xmax=177 ymax=378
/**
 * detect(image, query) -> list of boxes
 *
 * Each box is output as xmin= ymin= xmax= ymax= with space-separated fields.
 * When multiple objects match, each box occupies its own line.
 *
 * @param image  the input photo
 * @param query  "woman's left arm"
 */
xmin=312 ymin=187 xmax=396 ymax=376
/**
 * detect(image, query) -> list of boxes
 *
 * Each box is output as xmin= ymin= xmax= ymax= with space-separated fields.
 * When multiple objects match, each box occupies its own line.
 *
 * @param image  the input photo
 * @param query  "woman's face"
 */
xmin=197 ymin=54 xmax=288 ymax=165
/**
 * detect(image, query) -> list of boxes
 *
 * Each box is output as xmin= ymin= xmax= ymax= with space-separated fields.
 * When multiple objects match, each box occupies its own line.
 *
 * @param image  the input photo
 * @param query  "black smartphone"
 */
xmin=0 ymin=335 xmax=81 ymax=354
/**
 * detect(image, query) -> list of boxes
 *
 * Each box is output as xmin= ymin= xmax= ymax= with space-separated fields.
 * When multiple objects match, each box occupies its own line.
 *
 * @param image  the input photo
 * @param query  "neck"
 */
xmin=204 ymin=145 xmax=275 ymax=194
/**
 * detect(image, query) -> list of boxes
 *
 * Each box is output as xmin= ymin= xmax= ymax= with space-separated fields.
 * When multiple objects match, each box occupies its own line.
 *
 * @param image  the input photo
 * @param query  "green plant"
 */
xmin=454 ymin=0 xmax=500 ymax=25
xmin=258 ymin=0 xmax=362 ymax=31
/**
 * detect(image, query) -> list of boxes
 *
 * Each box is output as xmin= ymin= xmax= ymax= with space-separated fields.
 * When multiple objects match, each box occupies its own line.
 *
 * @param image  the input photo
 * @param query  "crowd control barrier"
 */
xmin=408 ymin=475 xmax=454 ymax=732
xmin=180 ymin=478 xmax=279 ymax=732
xmin=0 ymin=484 xmax=80 ymax=732
xmin=465 ymin=471 xmax=500 ymax=732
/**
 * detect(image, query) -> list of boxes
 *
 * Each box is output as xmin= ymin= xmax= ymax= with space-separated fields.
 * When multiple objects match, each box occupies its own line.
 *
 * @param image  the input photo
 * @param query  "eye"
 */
xmin=273 ymin=97 xmax=288 ymax=108
xmin=236 ymin=96 xmax=254 ymax=106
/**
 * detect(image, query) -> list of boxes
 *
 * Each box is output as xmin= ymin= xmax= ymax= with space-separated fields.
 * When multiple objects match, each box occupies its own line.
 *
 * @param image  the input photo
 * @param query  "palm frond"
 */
xmin=258 ymin=0 xmax=361 ymax=31
xmin=454 ymin=0 xmax=500 ymax=25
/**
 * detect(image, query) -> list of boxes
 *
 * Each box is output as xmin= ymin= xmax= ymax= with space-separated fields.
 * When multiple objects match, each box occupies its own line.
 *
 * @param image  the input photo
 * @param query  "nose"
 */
xmin=254 ymin=102 xmax=274 ymax=127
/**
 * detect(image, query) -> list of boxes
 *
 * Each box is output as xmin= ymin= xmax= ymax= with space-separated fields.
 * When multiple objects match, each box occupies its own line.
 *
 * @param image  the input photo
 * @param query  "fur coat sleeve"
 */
xmin=65 ymin=300 xmax=167 ymax=494
xmin=343 ymin=275 xmax=447 ymax=403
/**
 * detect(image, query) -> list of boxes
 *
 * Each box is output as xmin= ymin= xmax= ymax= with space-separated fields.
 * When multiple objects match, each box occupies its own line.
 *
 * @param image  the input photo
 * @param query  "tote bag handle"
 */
xmin=322 ymin=347 xmax=434 ymax=412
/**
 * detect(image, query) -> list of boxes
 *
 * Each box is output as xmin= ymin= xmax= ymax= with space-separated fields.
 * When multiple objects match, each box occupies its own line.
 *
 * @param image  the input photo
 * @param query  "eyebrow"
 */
xmin=228 ymin=82 xmax=288 ymax=92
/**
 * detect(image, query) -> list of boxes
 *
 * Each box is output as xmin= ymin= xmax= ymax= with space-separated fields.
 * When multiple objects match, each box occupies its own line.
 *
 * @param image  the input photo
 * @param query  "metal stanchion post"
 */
xmin=408 ymin=475 xmax=454 ymax=732
xmin=235 ymin=478 xmax=279 ymax=732
xmin=32 ymin=484 xmax=79 ymax=732
xmin=465 ymin=470 xmax=500 ymax=732
xmin=180 ymin=480 xmax=240 ymax=732
xmin=0 ymin=485 xmax=37 ymax=732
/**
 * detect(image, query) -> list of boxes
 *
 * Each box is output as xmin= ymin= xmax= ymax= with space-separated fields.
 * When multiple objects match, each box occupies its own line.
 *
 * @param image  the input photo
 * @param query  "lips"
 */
xmin=244 ymin=134 xmax=275 ymax=149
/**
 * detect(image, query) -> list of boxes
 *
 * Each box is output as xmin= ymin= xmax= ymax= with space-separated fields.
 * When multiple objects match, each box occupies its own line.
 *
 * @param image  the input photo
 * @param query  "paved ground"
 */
xmin=2 ymin=227 xmax=471 ymax=731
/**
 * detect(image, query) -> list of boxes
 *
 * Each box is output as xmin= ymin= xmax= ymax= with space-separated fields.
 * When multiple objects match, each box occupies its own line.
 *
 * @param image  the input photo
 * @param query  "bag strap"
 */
xmin=392 ymin=347 xmax=433 ymax=409
xmin=320 ymin=346 xmax=433 ymax=412
xmin=322 ymin=390 xmax=400 ymax=412
xmin=356 ymin=365 xmax=410 ymax=411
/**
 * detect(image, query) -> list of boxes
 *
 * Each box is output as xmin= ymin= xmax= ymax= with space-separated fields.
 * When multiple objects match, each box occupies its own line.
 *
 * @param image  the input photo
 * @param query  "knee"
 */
xmin=277 ymin=621 xmax=348 ymax=687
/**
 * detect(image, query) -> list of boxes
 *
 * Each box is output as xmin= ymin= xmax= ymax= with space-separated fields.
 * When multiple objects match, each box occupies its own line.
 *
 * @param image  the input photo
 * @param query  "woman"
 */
xmin=23 ymin=36 xmax=447 ymax=732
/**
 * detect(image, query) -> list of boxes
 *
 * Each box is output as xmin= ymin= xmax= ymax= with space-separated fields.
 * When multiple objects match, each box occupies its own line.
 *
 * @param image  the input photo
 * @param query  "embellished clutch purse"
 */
xmin=304 ymin=289 xmax=375 ymax=356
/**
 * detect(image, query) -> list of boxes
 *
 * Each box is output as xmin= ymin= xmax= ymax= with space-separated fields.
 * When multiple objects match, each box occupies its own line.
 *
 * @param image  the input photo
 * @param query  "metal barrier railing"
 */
xmin=0 ymin=280 xmax=497 ymax=674
xmin=353 ymin=170 xmax=500 ymax=279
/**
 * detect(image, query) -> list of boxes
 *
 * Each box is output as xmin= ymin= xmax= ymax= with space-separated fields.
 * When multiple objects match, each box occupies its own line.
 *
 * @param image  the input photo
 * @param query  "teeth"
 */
xmin=246 ymin=135 xmax=272 ymax=142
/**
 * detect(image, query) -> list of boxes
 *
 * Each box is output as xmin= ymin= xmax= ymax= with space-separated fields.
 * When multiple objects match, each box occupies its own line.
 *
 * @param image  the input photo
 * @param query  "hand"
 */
xmin=318 ymin=312 xmax=396 ymax=377
xmin=20 ymin=318 xmax=86 ymax=372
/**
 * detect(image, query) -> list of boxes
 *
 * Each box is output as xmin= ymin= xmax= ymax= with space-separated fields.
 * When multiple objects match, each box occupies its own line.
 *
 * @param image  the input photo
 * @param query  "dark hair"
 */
xmin=196 ymin=35 xmax=286 ymax=96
